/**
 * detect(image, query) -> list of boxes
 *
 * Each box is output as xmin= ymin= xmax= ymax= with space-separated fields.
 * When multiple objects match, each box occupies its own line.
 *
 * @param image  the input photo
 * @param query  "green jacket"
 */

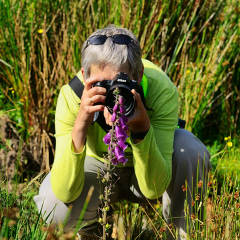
xmin=50 ymin=59 xmax=179 ymax=203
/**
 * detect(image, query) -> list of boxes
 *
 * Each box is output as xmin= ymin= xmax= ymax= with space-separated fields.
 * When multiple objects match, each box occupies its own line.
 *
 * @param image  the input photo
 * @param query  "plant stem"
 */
xmin=103 ymin=124 xmax=115 ymax=240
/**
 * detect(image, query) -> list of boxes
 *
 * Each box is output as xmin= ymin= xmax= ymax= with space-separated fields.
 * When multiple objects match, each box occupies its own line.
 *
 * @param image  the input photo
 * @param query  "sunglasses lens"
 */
xmin=113 ymin=34 xmax=132 ymax=44
xmin=87 ymin=34 xmax=133 ymax=47
xmin=88 ymin=35 xmax=108 ymax=45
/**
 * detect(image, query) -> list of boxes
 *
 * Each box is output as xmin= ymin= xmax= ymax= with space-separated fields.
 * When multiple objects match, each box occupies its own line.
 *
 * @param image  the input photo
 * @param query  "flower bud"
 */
xmin=119 ymin=116 xmax=129 ymax=131
xmin=103 ymin=132 xmax=111 ymax=145
xmin=119 ymin=106 xmax=126 ymax=114
xmin=112 ymin=158 xmax=119 ymax=165
xmin=111 ymin=112 xmax=117 ymax=122
xmin=121 ymin=114 xmax=128 ymax=123
xmin=119 ymin=96 xmax=125 ymax=105
xmin=113 ymin=104 xmax=118 ymax=112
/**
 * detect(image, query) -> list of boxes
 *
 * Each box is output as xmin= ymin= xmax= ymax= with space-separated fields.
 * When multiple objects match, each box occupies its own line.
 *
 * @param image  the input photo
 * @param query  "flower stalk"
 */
xmin=100 ymin=88 xmax=129 ymax=239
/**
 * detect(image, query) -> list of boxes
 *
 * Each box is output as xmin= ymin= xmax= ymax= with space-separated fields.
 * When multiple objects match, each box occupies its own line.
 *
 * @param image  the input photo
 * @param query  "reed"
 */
xmin=0 ymin=130 xmax=239 ymax=239
xmin=0 ymin=1 xmax=240 ymax=238
xmin=1 ymin=0 xmax=239 ymax=168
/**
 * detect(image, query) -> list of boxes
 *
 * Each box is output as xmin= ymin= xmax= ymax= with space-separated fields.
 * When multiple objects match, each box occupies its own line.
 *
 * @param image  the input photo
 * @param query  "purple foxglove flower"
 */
xmin=119 ymin=96 xmax=124 ymax=105
xmin=102 ymin=94 xmax=129 ymax=166
xmin=119 ymin=106 xmax=126 ymax=114
xmin=103 ymin=132 xmax=111 ymax=145
xmin=118 ymin=156 xmax=128 ymax=165
xmin=114 ymin=146 xmax=125 ymax=160
xmin=113 ymin=104 xmax=118 ymax=112
xmin=121 ymin=114 xmax=128 ymax=123
xmin=115 ymin=125 xmax=125 ymax=138
xmin=121 ymin=129 xmax=129 ymax=142
xmin=108 ymin=142 xmax=117 ymax=151
xmin=118 ymin=138 xmax=128 ymax=151
xmin=119 ymin=116 xmax=129 ymax=132
xmin=111 ymin=112 xmax=117 ymax=122
xmin=112 ymin=158 xmax=119 ymax=165
xmin=115 ymin=125 xmax=128 ymax=141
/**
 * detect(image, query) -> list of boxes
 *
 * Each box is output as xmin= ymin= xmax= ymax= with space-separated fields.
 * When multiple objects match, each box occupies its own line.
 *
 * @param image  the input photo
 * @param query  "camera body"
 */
xmin=93 ymin=72 xmax=138 ymax=117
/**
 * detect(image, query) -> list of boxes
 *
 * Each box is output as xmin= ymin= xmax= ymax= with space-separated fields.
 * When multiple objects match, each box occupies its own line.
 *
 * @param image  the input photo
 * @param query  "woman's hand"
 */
xmin=104 ymin=89 xmax=150 ymax=133
xmin=127 ymin=89 xmax=150 ymax=133
xmin=78 ymin=76 xmax=106 ymax=127
xmin=72 ymin=76 xmax=106 ymax=153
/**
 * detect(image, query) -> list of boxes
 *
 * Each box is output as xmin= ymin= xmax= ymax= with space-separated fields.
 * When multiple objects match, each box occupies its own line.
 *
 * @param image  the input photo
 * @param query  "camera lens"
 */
xmin=105 ymin=86 xmax=135 ymax=117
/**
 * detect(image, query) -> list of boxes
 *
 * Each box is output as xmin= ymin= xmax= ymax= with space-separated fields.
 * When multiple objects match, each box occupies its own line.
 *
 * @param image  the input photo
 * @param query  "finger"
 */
xmin=88 ymin=85 xmax=107 ymax=96
xmin=126 ymin=113 xmax=135 ymax=124
xmin=104 ymin=106 xmax=113 ymax=126
xmin=81 ymin=86 xmax=106 ymax=107
xmin=82 ymin=104 xmax=105 ymax=114
xmin=88 ymin=95 xmax=106 ymax=105
xmin=127 ymin=89 xmax=147 ymax=123
xmin=131 ymin=89 xmax=142 ymax=105
xmin=84 ymin=76 xmax=104 ymax=91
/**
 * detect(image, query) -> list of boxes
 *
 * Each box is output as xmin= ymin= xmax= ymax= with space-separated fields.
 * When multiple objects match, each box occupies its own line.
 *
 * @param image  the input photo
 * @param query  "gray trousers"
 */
xmin=34 ymin=129 xmax=211 ymax=239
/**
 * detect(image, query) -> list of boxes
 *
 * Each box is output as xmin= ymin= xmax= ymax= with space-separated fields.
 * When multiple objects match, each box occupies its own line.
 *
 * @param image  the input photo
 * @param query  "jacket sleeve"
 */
xmin=50 ymin=85 xmax=86 ymax=203
xmin=130 ymin=85 xmax=179 ymax=199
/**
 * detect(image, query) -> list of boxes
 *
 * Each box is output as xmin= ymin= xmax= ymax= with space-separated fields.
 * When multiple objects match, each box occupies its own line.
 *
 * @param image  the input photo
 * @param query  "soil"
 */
xmin=0 ymin=115 xmax=41 ymax=182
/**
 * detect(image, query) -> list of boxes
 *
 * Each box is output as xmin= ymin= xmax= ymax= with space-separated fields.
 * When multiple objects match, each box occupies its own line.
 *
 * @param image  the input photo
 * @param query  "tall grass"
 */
xmin=0 ymin=145 xmax=239 ymax=239
xmin=0 ymin=1 xmax=240 ymax=238
xmin=1 ymin=0 xmax=239 ymax=169
xmin=110 ymin=145 xmax=240 ymax=239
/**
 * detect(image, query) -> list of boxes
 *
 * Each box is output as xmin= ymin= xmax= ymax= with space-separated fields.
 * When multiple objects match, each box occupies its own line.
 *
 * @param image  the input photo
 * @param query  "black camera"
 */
xmin=93 ymin=72 xmax=138 ymax=117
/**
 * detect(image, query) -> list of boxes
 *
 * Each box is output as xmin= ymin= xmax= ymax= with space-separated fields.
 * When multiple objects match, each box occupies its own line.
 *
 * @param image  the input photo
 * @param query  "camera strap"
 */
xmin=69 ymin=75 xmax=111 ymax=133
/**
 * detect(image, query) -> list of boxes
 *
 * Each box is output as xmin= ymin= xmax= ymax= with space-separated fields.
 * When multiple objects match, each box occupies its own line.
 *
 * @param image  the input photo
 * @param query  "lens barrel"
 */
xmin=105 ymin=84 xmax=135 ymax=117
xmin=92 ymin=73 xmax=137 ymax=117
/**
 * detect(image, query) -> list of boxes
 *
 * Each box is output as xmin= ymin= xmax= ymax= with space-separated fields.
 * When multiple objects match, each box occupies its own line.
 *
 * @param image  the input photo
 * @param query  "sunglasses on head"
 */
xmin=85 ymin=34 xmax=135 ymax=48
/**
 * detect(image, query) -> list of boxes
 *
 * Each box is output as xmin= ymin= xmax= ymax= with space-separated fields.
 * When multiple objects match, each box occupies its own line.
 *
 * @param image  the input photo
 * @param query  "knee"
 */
xmin=173 ymin=129 xmax=211 ymax=172
xmin=34 ymin=173 xmax=51 ymax=214
xmin=34 ymin=173 xmax=69 ymax=224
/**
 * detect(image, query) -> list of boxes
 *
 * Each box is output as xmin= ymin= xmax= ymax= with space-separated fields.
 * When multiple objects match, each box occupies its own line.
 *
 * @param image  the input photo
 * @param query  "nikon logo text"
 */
xmin=117 ymin=79 xmax=127 ymax=82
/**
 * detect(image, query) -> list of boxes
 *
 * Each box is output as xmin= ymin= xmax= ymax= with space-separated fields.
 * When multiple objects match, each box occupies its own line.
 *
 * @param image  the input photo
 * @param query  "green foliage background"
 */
xmin=0 ymin=1 xmax=240 ymax=239
xmin=0 ymin=0 xmax=240 ymax=165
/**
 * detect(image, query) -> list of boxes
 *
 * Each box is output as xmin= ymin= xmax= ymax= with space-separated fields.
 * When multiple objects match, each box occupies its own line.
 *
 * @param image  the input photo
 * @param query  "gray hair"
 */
xmin=81 ymin=25 xmax=142 ymax=80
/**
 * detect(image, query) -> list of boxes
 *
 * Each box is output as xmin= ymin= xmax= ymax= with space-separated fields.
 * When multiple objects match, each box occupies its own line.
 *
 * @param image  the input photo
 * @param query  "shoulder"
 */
xmin=142 ymin=59 xmax=177 ymax=98
xmin=60 ymin=71 xmax=84 ymax=102
xmin=57 ymin=79 xmax=82 ymax=116
xmin=142 ymin=59 xmax=178 ymax=120
xmin=60 ymin=84 xmax=79 ymax=102
xmin=142 ymin=59 xmax=175 ymax=90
